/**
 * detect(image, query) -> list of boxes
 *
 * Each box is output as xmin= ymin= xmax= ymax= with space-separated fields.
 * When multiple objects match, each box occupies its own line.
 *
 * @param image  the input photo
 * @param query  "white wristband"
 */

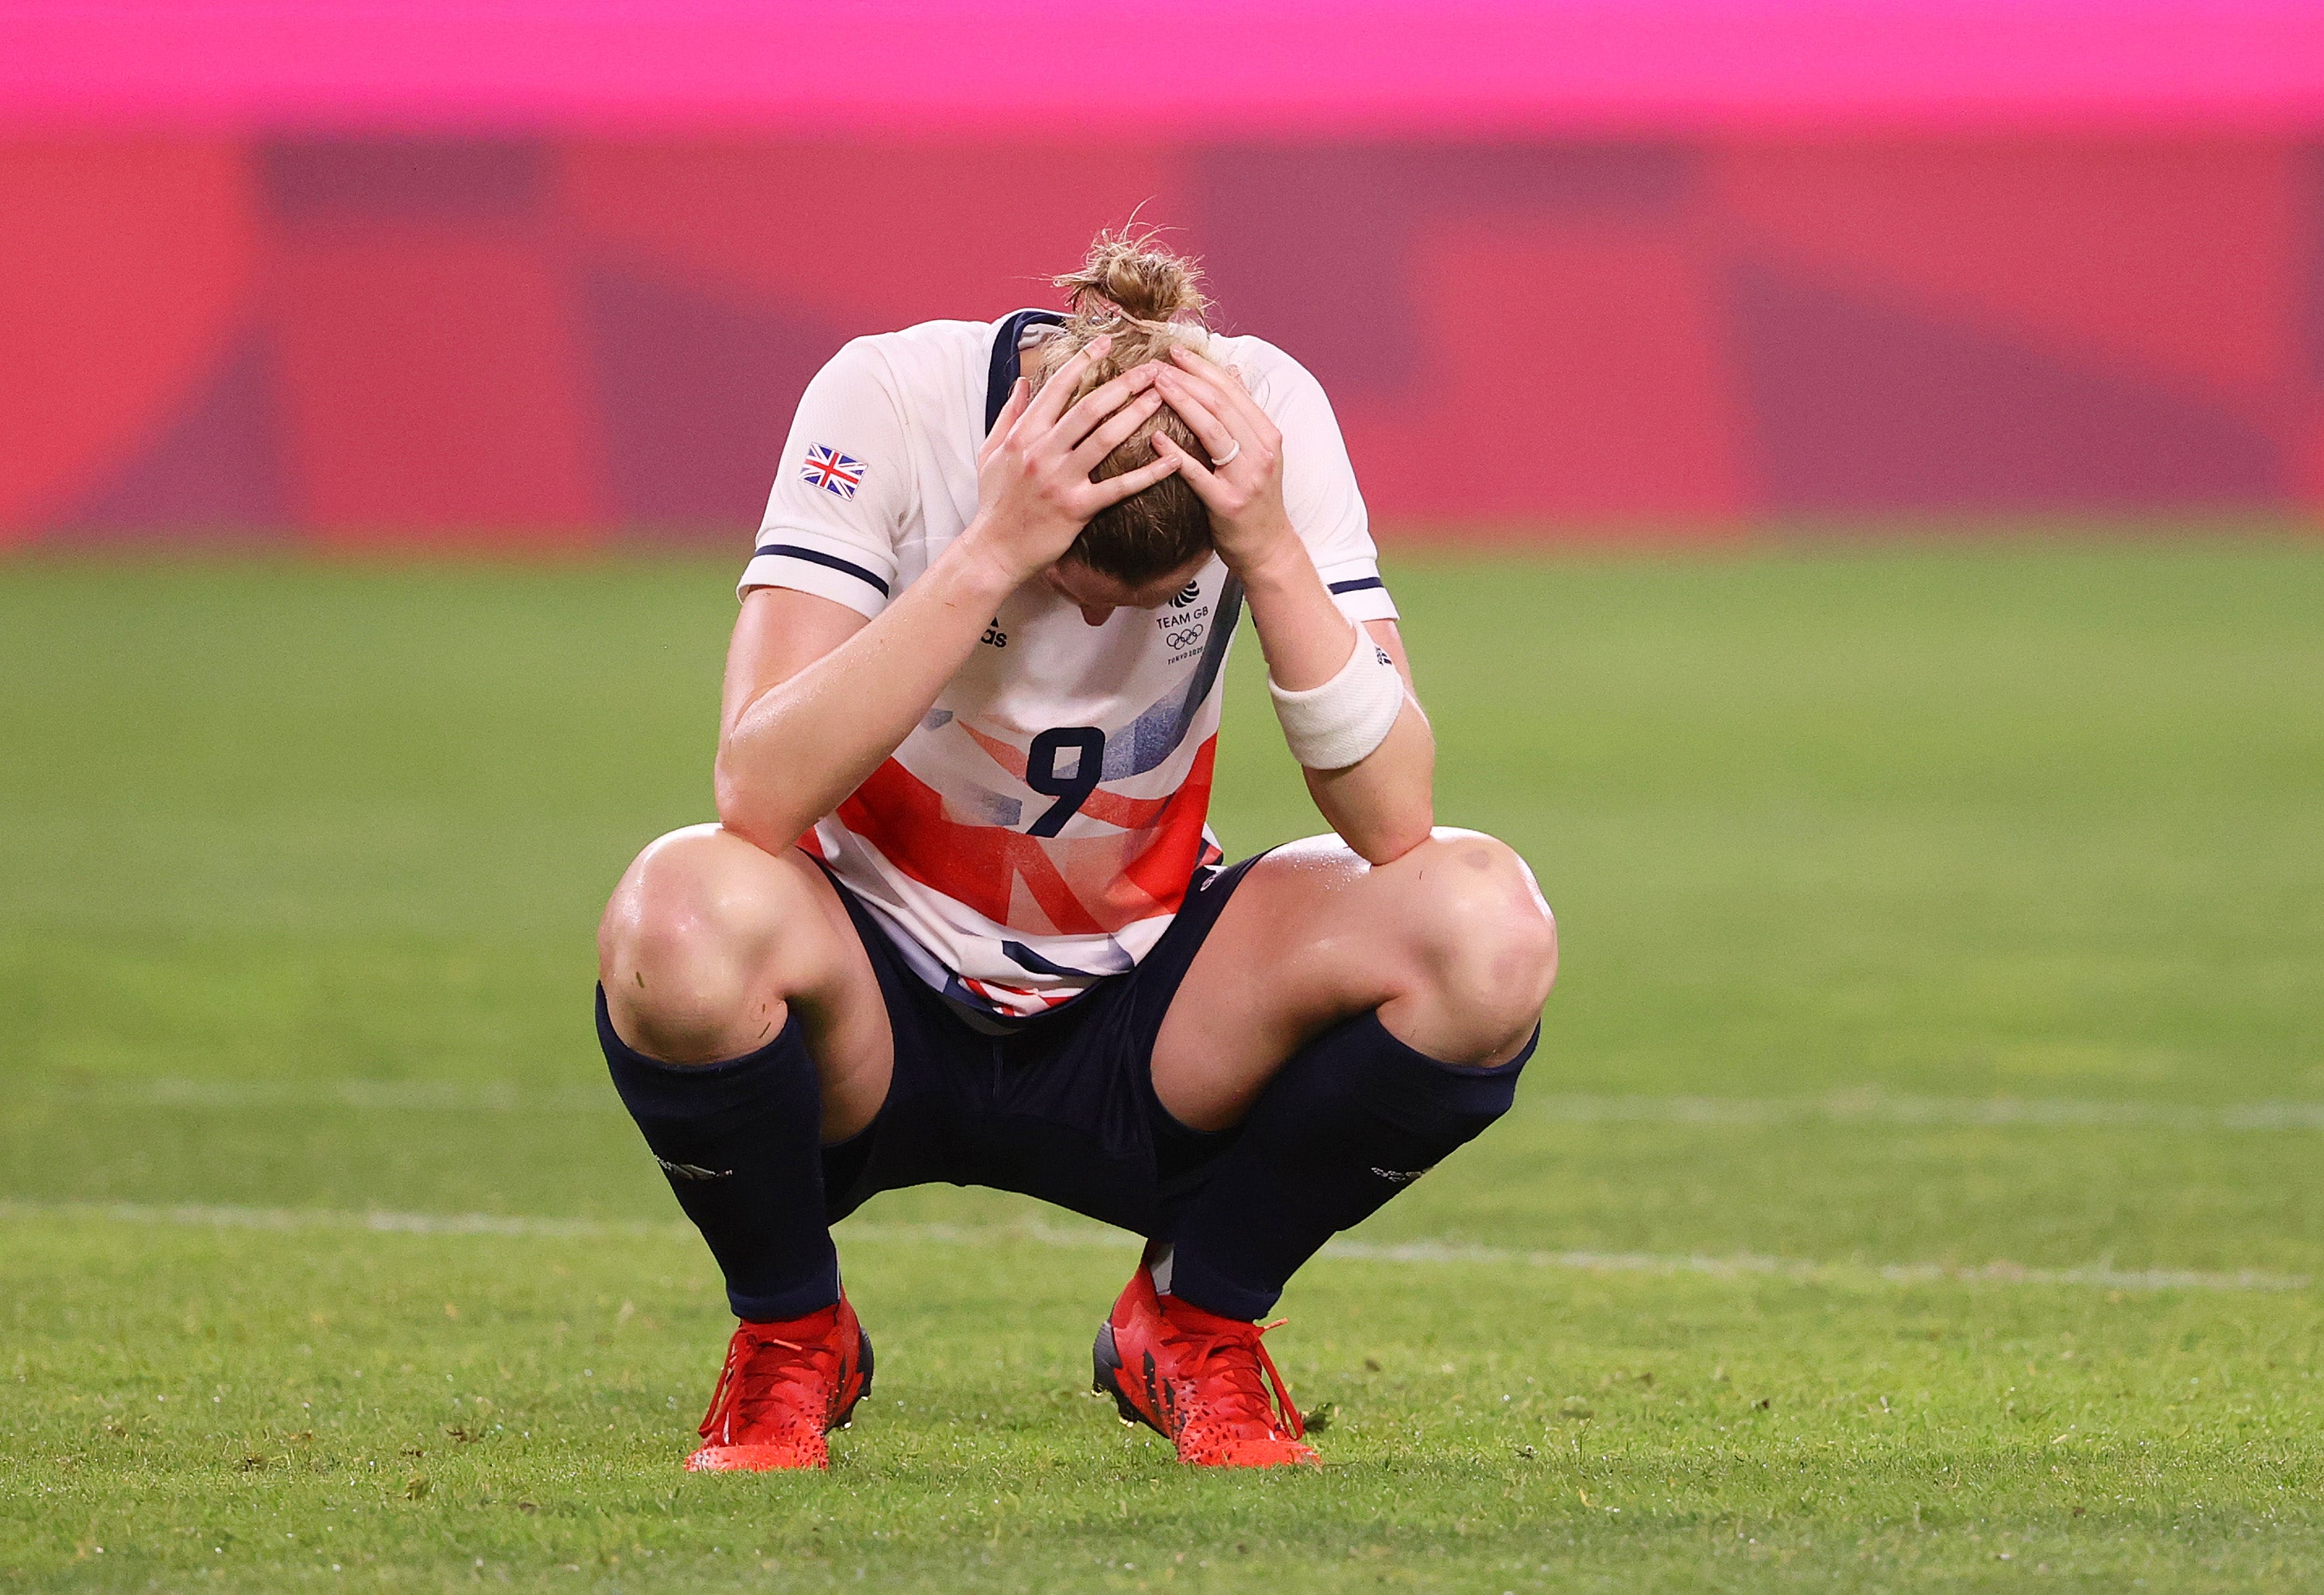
xmin=1267 ymin=631 xmax=1406 ymax=770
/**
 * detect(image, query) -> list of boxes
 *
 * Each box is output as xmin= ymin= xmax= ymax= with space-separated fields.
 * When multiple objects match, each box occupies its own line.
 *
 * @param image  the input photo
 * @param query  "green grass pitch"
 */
xmin=3 ymin=540 xmax=2322 ymax=1591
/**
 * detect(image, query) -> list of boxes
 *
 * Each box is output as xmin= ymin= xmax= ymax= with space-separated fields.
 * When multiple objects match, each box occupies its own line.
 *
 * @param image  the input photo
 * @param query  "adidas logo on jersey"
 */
xmin=1171 ymin=581 xmax=1200 ymax=608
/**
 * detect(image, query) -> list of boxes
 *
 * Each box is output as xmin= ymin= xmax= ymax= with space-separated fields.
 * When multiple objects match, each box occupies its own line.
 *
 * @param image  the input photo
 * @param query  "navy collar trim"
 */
xmin=985 ymin=308 xmax=1067 ymax=434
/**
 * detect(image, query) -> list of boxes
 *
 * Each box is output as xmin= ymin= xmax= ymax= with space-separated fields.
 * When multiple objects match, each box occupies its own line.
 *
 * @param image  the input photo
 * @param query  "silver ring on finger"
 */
xmin=1212 ymin=439 xmax=1242 ymax=466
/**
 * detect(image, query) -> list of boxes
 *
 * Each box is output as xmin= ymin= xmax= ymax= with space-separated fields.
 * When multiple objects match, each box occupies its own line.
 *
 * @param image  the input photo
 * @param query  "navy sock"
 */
xmin=1166 ymin=1012 xmax=1536 ymax=1321
xmin=596 ymin=985 xmax=839 ymax=1322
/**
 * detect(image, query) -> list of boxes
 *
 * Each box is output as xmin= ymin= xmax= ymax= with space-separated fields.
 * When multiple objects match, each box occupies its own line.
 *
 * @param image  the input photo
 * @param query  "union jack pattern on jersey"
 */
xmin=744 ymin=318 xmax=1398 ymax=1020
xmin=800 ymin=445 xmax=865 ymax=499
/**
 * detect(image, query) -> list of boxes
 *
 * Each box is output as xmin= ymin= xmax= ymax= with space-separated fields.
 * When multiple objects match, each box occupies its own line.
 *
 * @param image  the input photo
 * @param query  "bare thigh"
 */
xmin=596 ymin=824 xmax=895 ymax=1142
xmin=1150 ymin=829 xmax=1558 ymax=1133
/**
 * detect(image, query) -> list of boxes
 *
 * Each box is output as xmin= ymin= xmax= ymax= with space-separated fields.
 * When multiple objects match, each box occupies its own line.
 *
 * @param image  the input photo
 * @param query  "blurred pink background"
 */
xmin=6 ymin=2 xmax=2324 ymax=545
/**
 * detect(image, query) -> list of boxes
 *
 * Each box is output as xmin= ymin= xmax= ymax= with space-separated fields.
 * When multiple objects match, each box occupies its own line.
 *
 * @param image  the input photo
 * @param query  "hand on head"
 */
xmin=970 ymin=227 xmax=1295 ymax=593
xmin=968 ymin=332 xmax=1183 ymax=584
xmin=1149 ymin=346 xmax=1295 ymax=577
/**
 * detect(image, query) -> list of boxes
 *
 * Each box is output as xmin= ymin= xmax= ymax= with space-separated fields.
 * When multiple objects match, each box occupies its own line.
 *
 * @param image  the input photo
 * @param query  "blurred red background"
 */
xmin=7 ymin=6 xmax=2324 ymax=545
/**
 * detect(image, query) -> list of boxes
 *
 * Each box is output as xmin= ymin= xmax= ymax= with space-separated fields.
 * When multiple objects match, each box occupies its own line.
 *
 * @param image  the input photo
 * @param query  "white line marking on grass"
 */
xmin=60 ymin=1079 xmax=616 ymax=1112
xmin=1525 ymin=1090 xmax=2324 ymax=1133
xmin=0 ymin=1199 xmax=670 ymax=1240
xmin=1316 ymin=1238 xmax=2314 ymax=1296
xmin=2 ymin=1199 xmax=2308 ymax=1295
xmin=39 ymin=1080 xmax=2324 ymax=1132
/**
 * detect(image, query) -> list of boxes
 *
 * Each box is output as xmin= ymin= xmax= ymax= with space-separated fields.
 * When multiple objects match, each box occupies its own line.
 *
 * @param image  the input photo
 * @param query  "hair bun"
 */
xmin=1056 ymin=228 xmax=1208 ymax=327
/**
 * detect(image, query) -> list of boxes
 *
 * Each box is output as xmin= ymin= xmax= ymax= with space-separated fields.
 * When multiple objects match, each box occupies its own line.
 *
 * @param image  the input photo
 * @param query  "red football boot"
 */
xmin=686 ymin=1295 xmax=874 ymax=1472
xmin=1093 ymin=1264 xmax=1318 ymax=1467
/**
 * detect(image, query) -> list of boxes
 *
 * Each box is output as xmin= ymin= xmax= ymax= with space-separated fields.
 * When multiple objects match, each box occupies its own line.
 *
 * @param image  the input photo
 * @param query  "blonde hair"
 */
xmin=1030 ymin=228 xmax=1216 ymax=586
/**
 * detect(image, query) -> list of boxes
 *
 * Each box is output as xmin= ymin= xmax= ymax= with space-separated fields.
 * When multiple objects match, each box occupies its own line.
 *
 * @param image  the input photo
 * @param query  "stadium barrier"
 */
xmin=7 ymin=135 xmax=2322 ymax=544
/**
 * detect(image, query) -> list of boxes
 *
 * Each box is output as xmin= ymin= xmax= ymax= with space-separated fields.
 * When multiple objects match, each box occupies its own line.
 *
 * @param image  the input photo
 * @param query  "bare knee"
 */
xmin=1393 ymin=830 xmax=1557 ymax=1062
xmin=597 ymin=825 xmax=817 ymax=1064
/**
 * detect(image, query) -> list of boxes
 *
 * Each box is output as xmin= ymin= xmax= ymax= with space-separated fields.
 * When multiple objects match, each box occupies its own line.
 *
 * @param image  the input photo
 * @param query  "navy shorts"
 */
xmin=814 ymin=854 xmax=1265 ymax=1239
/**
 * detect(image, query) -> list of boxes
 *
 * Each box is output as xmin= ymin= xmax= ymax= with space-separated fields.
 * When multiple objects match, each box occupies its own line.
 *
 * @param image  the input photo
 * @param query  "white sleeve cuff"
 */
xmin=737 ymin=533 xmax=896 ymax=619
xmin=1315 ymin=558 xmax=1397 ymax=624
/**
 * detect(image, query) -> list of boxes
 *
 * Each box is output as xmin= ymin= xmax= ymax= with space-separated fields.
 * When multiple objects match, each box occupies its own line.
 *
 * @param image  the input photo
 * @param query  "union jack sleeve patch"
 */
xmin=801 ymin=444 xmax=866 ymax=500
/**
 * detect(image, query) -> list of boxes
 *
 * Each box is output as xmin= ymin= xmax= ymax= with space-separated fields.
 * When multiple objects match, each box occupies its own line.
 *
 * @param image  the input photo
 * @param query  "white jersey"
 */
xmin=741 ymin=311 xmax=1396 ymax=1020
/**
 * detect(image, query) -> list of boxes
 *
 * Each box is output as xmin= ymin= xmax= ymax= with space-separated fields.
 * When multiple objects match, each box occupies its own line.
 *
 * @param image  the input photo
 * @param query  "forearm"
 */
xmin=1239 ymin=551 xmax=1435 ymax=863
xmin=1302 ymin=702 xmax=1435 ymax=862
xmin=712 ymin=328 xmax=1177 ymax=854
xmin=714 ymin=536 xmax=1017 ymax=851
xmin=1238 ymin=542 xmax=1363 ymax=692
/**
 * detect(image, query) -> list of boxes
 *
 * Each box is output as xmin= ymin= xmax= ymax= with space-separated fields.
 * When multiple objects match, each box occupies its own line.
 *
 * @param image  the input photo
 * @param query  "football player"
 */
xmin=597 ymin=231 xmax=1557 ymax=1470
